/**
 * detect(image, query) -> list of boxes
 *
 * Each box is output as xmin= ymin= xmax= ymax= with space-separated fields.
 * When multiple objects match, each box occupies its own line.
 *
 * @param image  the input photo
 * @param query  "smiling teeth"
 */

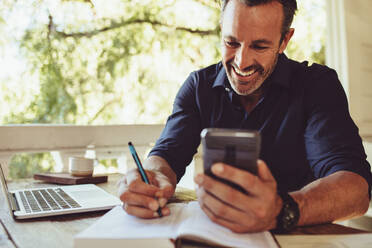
xmin=233 ymin=66 xmax=256 ymax=77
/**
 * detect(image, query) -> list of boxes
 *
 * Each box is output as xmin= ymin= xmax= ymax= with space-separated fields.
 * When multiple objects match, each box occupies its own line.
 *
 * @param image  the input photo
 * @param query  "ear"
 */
xmin=279 ymin=28 xmax=295 ymax=54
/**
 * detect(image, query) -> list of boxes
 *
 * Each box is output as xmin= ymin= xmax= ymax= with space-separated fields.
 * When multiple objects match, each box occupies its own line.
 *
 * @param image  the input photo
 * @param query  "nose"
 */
xmin=234 ymin=46 xmax=254 ymax=71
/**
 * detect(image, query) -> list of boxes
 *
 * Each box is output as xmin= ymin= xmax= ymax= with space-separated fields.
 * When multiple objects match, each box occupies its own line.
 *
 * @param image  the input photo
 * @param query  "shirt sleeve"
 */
xmin=149 ymin=72 xmax=202 ymax=182
xmin=304 ymin=67 xmax=372 ymax=196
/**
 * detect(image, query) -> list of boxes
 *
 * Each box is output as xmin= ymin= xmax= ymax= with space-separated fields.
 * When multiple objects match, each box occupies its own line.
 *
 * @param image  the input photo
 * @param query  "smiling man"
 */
xmin=119 ymin=0 xmax=372 ymax=233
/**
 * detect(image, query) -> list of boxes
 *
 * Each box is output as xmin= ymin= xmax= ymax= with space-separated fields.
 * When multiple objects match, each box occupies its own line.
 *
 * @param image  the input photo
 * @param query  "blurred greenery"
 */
xmin=9 ymin=153 xmax=54 ymax=179
xmin=0 ymin=0 xmax=326 ymax=178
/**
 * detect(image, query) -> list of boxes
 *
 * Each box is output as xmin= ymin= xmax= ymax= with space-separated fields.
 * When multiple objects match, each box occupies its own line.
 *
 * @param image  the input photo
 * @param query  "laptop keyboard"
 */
xmin=18 ymin=188 xmax=81 ymax=213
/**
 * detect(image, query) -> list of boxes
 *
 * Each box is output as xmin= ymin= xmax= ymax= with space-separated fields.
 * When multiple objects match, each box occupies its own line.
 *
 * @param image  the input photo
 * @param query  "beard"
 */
xmin=224 ymin=53 xmax=279 ymax=96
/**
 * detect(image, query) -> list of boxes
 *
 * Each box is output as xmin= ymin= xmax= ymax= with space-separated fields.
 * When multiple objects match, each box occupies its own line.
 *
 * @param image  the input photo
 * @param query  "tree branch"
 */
xmin=88 ymin=98 xmax=121 ymax=124
xmin=62 ymin=0 xmax=95 ymax=8
xmin=55 ymin=19 xmax=219 ymax=38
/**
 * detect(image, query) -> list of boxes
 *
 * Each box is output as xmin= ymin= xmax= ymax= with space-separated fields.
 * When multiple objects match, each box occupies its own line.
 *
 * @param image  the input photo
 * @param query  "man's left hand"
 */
xmin=194 ymin=160 xmax=282 ymax=233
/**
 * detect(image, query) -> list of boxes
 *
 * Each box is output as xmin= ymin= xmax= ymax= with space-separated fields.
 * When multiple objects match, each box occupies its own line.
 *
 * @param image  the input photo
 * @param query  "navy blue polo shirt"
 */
xmin=149 ymin=54 xmax=372 ymax=193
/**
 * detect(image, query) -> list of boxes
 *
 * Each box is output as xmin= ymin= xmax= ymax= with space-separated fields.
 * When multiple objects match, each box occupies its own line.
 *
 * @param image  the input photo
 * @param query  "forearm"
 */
xmin=143 ymin=155 xmax=178 ymax=188
xmin=291 ymin=171 xmax=370 ymax=226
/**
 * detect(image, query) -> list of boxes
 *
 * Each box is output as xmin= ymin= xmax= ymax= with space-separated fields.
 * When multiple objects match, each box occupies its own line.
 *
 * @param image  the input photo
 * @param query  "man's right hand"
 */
xmin=118 ymin=168 xmax=175 ymax=218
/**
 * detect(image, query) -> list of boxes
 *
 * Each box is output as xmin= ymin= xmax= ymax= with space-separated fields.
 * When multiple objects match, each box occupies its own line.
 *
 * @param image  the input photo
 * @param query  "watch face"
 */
xmin=283 ymin=203 xmax=298 ymax=229
xmin=277 ymin=193 xmax=300 ymax=232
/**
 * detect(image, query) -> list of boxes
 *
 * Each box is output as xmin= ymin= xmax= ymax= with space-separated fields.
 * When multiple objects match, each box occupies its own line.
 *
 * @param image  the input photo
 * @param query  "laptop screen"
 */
xmin=0 ymin=163 xmax=10 ymax=192
xmin=0 ymin=163 xmax=16 ymax=216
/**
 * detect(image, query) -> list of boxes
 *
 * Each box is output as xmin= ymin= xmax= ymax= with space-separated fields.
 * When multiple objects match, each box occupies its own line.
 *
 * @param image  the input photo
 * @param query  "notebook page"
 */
xmin=76 ymin=203 xmax=187 ymax=240
xmin=177 ymin=201 xmax=278 ymax=248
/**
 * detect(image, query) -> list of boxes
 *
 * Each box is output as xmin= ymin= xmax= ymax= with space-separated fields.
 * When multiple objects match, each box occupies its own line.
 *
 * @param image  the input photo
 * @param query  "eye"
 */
xmin=252 ymin=45 xmax=269 ymax=50
xmin=224 ymin=40 xmax=239 ymax=48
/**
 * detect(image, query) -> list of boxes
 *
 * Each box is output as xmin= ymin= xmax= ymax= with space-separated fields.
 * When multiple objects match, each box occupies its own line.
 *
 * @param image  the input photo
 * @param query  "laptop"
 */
xmin=0 ymin=163 xmax=121 ymax=219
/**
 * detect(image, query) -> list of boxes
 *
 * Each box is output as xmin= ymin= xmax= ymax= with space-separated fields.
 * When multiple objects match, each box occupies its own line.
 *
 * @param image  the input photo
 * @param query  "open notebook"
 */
xmin=0 ymin=163 xmax=121 ymax=219
xmin=75 ymin=201 xmax=278 ymax=248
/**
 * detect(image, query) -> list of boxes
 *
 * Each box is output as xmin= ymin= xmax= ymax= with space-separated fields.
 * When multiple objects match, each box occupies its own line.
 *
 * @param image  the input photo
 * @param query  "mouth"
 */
xmin=232 ymin=65 xmax=258 ymax=78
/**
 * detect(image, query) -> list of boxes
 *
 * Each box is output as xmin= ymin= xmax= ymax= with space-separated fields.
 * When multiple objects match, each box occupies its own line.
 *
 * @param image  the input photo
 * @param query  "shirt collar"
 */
xmin=212 ymin=63 xmax=230 ymax=89
xmin=212 ymin=53 xmax=292 ymax=90
xmin=212 ymin=65 xmax=236 ymax=103
xmin=268 ymin=53 xmax=291 ymax=89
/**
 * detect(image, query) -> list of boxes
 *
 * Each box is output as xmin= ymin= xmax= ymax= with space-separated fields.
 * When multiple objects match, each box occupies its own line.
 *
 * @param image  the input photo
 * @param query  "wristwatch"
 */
xmin=275 ymin=192 xmax=300 ymax=233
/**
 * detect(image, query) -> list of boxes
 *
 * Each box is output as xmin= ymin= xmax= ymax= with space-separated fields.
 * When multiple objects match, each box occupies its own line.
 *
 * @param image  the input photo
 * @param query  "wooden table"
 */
xmin=0 ymin=174 xmax=369 ymax=248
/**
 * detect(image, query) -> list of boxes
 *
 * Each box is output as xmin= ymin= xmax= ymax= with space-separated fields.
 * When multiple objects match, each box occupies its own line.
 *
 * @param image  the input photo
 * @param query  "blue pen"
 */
xmin=128 ymin=142 xmax=163 ymax=217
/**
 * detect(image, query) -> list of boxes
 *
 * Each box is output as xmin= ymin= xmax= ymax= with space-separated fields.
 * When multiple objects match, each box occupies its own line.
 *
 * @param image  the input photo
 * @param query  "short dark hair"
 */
xmin=221 ymin=0 xmax=297 ymax=41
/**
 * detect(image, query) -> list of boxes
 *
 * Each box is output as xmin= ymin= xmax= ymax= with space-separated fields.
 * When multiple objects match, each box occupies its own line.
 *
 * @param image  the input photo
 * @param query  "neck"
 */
xmin=239 ymin=89 xmax=264 ymax=113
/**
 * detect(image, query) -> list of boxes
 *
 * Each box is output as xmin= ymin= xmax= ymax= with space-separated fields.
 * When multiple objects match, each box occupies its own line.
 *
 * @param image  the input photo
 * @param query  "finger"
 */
xmin=211 ymin=163 xmax=264 ymax=196
xmin=195 ymin=174 xmax=263 ymax=214
xmin=143 ymin=170 xmax=161 ymax=186
xmin=157 ymin=185 xmax=175 ymax=199
xmin=120 ymin=190 xmax=160 ymax=211
xmin=196 ymin=186 xmax=255 ymax=227
xmin=154 ymin=173 xmax=175 ymax=199
xmin=160 ymin=206 xmax=171 ymax=217
xmin=126 ymin=169 xmax=174 ymax=198
xmin=154 ymin=171 xmax=171 ymax=188
xmin=123 ymin=203 xmax=157 ymax=218
xmin=199 ymin=203 xmax=249 ymax=233
xmin=128 ymin=179 xmax=162 ymax=197
xmin=257 ymin=160 xmax=275 ymax=183
xmin=154 ymin=185 xmax=174 ymax=208
xmin=123 ymin=203 xmax=171 ymax=219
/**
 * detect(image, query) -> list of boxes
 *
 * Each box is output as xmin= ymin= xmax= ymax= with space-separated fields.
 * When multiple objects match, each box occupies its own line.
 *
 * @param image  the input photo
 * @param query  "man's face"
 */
xmin=221 ymin=0 xmax=292 ymax=96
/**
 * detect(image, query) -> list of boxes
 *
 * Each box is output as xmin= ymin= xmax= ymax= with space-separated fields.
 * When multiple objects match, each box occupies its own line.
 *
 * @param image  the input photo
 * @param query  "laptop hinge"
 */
xmin=8 ymin=192 xmax=20 ymax=211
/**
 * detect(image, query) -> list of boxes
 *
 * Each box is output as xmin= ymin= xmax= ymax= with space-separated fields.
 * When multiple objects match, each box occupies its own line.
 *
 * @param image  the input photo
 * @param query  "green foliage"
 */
xmin=99 ymin=159 xmax=119 ymax=169
xmin=9 ymin=153 xmax=54 ymax=179
xmin=5 ymin=0 xmax=220 ymax=126
xmin=286 ymin=0 xmax=326 ymax=65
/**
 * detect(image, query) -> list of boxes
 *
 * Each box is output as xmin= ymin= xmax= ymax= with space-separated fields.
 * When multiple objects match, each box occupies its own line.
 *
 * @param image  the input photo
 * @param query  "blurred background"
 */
xmin=0 ymin=0 xmax=327 ymax=178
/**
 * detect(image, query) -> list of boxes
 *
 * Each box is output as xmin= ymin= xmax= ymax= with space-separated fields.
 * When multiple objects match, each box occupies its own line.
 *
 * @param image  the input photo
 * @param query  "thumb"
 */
xmin=257 ymin=159 xmax=275 ymax=182
xmin=155 ymin=172 xmax=175 ymax=199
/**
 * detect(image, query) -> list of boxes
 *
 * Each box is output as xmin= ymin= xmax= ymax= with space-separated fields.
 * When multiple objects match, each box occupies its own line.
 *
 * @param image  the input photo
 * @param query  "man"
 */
xmin=119 ymin=0 xmax=372 ymax=233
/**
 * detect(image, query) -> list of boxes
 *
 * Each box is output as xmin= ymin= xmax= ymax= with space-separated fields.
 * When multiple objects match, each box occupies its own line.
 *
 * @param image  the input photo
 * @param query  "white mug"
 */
xmin=69 ymin=157 xmax=94 ymax=177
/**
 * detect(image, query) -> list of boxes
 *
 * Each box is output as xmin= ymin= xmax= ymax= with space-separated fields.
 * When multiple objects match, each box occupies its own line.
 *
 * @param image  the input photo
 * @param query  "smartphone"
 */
xmin=200 ymin=128 xmax=261 ymax=192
